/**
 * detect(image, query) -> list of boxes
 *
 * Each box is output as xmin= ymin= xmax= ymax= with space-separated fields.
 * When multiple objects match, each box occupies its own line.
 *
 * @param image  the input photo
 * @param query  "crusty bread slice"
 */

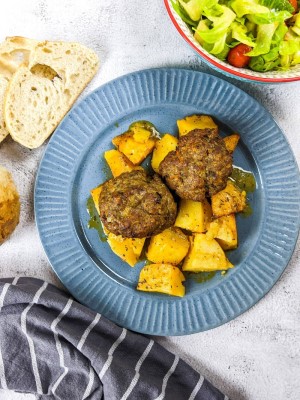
xmin=0 ymin=36 xmax=38 ymax=78
xmin=0 ymin=75 xmax=9 ymax=143
xmin=0 ymin=36 xmax=38 ymax=144
xmin=4 ymin=65 xmax=65 ymax=149
xmin=0 ymin=165 xmax=20 ymax=244
xmin=4 ymin=40 xmax=99 ymax=149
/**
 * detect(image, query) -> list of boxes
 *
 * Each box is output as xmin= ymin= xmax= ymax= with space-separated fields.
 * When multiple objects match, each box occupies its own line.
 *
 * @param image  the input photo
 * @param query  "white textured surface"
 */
xmin=0 ymin=1 xmax=299 ymax=400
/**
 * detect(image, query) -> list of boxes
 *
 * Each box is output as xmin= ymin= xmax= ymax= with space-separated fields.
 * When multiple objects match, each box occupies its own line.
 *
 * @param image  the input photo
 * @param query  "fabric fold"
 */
xmin=0 ymin=277 xmax=229 ymax=400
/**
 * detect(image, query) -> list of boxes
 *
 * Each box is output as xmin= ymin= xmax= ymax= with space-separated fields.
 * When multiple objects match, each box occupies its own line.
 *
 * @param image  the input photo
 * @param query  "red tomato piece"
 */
xmin=288 ymin=0 xmax=298 ymax=12
xmin=227 ymin=44 xmax=252 ymax=68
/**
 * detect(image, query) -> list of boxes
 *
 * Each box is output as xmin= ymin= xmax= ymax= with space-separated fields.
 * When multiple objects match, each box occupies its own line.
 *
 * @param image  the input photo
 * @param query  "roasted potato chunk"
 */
xmin=211 ymin=180 xmax=246 ymax=218
xmin=177 ymin=115 xmax=218 ymax=136
xmin=90 ymin=185 xmax=103 ymax=215
xmin=104 ymin=149 xmax=142 ymax=177
xmin=223 ymin=134 xmax=240 ymax=153
xmin=146 ymin=227 xmax=190 ymax=265
xmin=112 ymin=125 xmax=157 ymax=165
xmin=107 ymin=234 xmax=145 ymax=267
xmin=137 ymin=263 xmax=185 ymax=297
xmin=151 ymin=134 xmax=178 ymax=173
xmin=182 ymin=233 xmax=234 ymax=272
xmin=175 ymin=198 xmax=212 ymax=233
xmin=206 ymin=214 xmax=238 ymax=250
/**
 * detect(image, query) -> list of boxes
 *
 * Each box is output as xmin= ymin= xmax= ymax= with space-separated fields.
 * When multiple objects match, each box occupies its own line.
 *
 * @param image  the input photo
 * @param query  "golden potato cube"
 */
xmin=177 ymin=115 xmax=218 ymax=136
xmin=90 ymin=185 xmax=103 ymax=215
xmin=137 ymin=263 xmax=185 ymax=297
xmin=146 ymin=227 xmax=190 ymax=265
xmin=104 ymin=149 xmax=140 ymax=177
xmin=151 ymin=134 xmax=178 ymax=173
xmin=175 ymin=198 xmax=212 ymax=233
xmin=211 ymin=181 xmax=247 ymax=218
xmin=223 ymin=134 xmax=240 ymax=153
xmin=112 ymin=128 xmax=157 ymax=165
xmin=206 ymin=214 xmax=238 ymax=250
xmin=182 ymin=233 xmax=234 ymax=272
xmin=107 ymin=233 xmax=146 ymax=267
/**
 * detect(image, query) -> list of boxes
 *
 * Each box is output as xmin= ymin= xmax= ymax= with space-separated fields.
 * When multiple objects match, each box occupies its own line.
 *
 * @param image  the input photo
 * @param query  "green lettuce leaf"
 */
xmin=171 ymin=0 xmax=198 ymax=27
xmin=231 ymin=21 xmax=256 ymax=46
xmin=231 ymin=0 xmax=271 ymax=18
xmin=178 ymin=0 xmax=218 ymax=21
xmin=258 ymin=0 xmax=294 ymax=13
xmin=246 ymin=23 xmax=278 ymax=56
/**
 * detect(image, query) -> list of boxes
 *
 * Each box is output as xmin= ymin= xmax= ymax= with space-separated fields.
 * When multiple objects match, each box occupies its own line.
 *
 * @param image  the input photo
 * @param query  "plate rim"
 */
xmin=34 ymin=67 xmax=300 ymax=336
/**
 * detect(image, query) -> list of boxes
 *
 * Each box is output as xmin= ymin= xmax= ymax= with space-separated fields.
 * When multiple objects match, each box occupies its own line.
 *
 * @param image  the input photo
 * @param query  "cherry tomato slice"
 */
xmin=288 ymin=0 xmax=298 ymax=12
xmin=227 ymin=44 xmax=252 ymax=68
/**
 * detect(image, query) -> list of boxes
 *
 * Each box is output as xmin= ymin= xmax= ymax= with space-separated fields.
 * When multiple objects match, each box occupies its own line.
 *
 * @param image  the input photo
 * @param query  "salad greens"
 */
xmin=172 ymin=0 xmax=300 ymax=71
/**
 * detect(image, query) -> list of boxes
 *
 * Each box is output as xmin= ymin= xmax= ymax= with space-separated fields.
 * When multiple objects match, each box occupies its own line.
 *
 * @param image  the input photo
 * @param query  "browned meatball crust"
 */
xmin=98 ymin=170 xmax=177 ymax=238
xmin=159 ymin=128 xmax=233 ymax=202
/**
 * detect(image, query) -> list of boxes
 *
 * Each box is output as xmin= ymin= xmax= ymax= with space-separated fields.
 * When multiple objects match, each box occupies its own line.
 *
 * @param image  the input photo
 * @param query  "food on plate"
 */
xmin=88 ymin=115 xmax=254 ymax=296
xmin=112 ymin=121 xmax=159 ymax=165
xmin=151 ymin=133 xmax=178 ymax=173
xmin=0 ymin=165 xmax=20 ymax=244
xmin=0 ymin=36 xmax=99 ymax=148
xmin=98 ymin=169 xmax=177 ymax=238
xmin=172 ymin=0 xmax=300 ymax=72
xmin=182 ymin=233 xmax=234 ymax=272
xmin=175 ymin=198 xmax=212 ymax=233
xmin=211 ymin=180 xmax=247 ymax=217
xmin=177 ymin=114 xmax=218 ymax=136
xmin=107 ymin=234 xmax=146 ymax=267
xmin=159 ymin=128 xmax=233 ymax=201
xmin=206 ymin=214 xmax=238 ymax=250
xmin=146 ymin=227 xmax=190 ymax=265
xmin=137 ymin=263 xmax=186 ymax=297
xmin=223 ymin=133 xmax=240 ymax=153
xmin=104 ymin=149 xmax=142 ymax=177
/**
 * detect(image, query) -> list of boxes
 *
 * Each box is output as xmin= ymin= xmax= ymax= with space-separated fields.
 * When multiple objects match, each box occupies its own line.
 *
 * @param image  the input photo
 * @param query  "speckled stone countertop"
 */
xmin=0 ymin=1 xmax=300 ymax=399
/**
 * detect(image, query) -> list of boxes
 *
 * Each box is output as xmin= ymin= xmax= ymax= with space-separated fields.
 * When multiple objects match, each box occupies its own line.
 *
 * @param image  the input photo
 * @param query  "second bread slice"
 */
xmin=4 ymin=40 xmax=99 ymax=149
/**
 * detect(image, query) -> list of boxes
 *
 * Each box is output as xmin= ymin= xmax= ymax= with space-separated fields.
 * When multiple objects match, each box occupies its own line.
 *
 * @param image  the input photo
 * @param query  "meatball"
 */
xmin=159 ymin=128 xmax=233 ymax=202
xmin=98 ymin=170 xmax=177 ymax=238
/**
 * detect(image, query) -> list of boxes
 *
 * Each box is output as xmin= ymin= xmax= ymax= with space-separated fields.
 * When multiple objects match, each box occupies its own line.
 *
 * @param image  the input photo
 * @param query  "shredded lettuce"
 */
xmin=231 ymin=21 xmax=256 ymax=46
xmin=171 ymin=0 xmax=300 ymax=71
xmin=259 ymin=0 xmax=294 ymax=13
xmin=246 ymin=23 xmax=278 ymax=56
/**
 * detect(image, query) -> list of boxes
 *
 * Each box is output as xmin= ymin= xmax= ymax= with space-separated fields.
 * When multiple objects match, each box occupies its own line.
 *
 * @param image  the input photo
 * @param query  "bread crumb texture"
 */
xmin=0 ymin=36 xmax=99 ymax=148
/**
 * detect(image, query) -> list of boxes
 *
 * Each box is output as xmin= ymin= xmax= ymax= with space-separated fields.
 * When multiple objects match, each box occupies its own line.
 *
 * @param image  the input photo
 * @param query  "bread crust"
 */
xmin=0 ymin=36 xmax=99 ymax=148
xmin=0 ymin=166 xmax=20 ymax=244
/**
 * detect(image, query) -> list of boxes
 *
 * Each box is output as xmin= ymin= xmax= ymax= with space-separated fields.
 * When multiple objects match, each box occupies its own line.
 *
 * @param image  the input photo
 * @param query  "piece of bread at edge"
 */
xmin=4 ymin=41 xmax=99 ymax=149
xmin=0 ymin=37 xmax=38 ymax=144
xmin=0 ymin=165 xmax=20 ymax=244
xmin=0 ymin=76 xmax=9 ymax=143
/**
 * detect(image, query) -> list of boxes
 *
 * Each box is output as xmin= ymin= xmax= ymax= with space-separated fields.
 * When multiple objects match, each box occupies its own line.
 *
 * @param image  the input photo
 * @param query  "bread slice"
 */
xmin=0 ymin=36 xmax=38 ymax=144
xmin=0 ymin=165 xmax=20 ymax=244
xmin=0 ymin=75 xmax=9 ymax=143
xmin=4 ymin=40 xmax=99 ymax=148
xmin=0 ymin=36 xmax=38 ymax=78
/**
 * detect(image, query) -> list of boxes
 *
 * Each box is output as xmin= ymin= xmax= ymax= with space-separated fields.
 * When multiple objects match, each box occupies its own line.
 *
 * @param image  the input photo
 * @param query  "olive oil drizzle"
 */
xmin=86 ymin=196 xmax=107 ymax=242
xmin=230 ymin=166 xmax=256 ymax=217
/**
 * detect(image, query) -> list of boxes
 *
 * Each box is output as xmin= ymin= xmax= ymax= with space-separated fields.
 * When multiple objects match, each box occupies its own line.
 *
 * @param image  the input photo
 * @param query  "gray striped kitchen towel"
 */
xmin=0 ymin=277 xmax=229 ymax=400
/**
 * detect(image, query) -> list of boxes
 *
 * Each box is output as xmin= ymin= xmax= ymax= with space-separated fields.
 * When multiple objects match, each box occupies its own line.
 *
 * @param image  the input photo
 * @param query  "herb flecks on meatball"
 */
xmin=159 ymin=128 xmax=233 ymax=202
xmin=98 ymin=170 xmax=177 ymax=238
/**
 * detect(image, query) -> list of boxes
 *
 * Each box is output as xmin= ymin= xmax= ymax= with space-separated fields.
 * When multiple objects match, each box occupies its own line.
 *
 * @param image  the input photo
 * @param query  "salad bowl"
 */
xmin=165 ymin=0 xmax=300 ymax=83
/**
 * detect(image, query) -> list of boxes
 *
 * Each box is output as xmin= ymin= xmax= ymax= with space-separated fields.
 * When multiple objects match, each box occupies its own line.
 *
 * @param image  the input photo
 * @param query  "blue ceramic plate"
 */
xmin=35 ymin=68 xmax=300 ymax=336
